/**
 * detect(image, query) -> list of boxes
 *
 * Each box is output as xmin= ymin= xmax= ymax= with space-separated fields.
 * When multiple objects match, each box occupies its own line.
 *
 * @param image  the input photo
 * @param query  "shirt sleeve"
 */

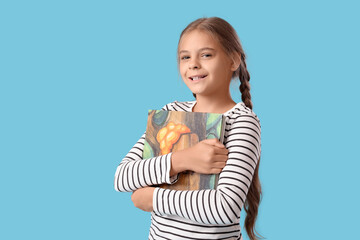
xmin=114 ymin=102 xmax=180 ymax=192
xmin=152 ymin=113 xmax=261 ymax=225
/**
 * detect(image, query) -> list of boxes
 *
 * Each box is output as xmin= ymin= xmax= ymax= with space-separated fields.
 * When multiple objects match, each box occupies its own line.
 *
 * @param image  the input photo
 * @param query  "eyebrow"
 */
xmin=179 ymin=47 xmax=216 ymax=54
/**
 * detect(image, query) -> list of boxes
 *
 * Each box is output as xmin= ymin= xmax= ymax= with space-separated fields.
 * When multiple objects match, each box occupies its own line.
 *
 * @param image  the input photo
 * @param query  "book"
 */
xmin=142 ymin=109 xmax=226 ymax=191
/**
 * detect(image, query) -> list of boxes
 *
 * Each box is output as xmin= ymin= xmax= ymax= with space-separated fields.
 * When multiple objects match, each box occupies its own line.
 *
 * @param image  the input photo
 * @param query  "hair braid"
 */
xmin=239 ymin=53 xmax=264 ymax=240
xmin=239 ymin=54 xmax=252 ymax=110
xmin=179 ymin=17 xmax=264 ymax=240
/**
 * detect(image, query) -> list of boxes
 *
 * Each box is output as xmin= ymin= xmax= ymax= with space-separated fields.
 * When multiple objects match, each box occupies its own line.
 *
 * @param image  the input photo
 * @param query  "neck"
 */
xmin=193 ymin=91 xmax=236 ymax=114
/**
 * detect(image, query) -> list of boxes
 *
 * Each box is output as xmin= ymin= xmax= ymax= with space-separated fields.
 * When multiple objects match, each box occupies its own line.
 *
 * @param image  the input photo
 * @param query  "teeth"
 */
xmin=192 ymin=75 xmax=205 ymax=80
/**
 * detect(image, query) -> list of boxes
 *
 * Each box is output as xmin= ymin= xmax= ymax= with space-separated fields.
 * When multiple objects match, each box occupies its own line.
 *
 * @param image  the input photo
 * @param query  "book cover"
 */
xmin=142 ymin=109 xmax=226 ymax=191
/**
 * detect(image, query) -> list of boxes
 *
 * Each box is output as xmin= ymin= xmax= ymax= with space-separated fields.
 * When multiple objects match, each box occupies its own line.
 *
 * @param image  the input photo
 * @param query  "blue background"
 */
xmin=1 ymin=1 xmax=359 ymax=239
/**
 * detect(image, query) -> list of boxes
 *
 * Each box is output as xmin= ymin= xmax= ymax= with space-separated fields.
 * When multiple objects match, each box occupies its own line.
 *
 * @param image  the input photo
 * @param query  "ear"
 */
xmin=230 ymin=53 xmax=241 ymax=71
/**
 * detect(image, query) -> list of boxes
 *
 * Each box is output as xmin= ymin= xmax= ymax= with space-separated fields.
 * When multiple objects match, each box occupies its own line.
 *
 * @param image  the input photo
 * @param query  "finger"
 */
xmin=212 ymin=154 xmax=228 ymax=163
xmin=213 ymin=146 xmax=229 ymax=155
xmin=210 ymin=168 xmax=224 ymax=174
xmin=203 ymin=138 xmax=221 ymax=145
xmin=203 ymin=138 xmax=225 ymax=148
xmin=213 ymin=139 xmax=226 ymax=149
xmin=213 ymin=161 xmax=226 ymax=169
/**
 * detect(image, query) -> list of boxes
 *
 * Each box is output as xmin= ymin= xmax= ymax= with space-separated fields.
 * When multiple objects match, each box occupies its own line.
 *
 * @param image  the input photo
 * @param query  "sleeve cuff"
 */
xmin=153 ymin=187 xmax=161 ymax=214
xmin=165 ymin=152 xmax=179 ymax=184
xmin=152 ymin=187 xmax=171 ymax=216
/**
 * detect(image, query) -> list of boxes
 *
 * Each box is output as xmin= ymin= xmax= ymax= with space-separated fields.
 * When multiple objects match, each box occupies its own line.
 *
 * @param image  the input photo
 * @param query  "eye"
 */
xmin=180 ymin=56 xmax=190 ymax=60
xmin=202 ymin=53 xmax=212 ymax=58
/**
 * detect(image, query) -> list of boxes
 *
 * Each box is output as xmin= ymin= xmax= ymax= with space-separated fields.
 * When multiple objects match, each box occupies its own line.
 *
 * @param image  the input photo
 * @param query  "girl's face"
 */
xmin=178 ymin=30 xmax=235 ymax=97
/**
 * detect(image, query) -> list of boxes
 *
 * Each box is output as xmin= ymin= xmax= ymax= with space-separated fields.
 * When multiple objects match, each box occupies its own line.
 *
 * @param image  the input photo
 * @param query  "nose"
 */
xmin=189 ymin=57 xmax=200 ymax=69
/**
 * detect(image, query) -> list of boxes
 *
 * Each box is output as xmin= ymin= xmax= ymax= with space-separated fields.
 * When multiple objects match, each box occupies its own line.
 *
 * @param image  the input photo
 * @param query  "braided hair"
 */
xmin=178 ymin=17 xmax=263 ymax=240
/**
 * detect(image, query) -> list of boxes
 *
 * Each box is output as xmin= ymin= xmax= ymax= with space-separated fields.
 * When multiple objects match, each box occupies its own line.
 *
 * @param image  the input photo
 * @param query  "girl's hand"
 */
xmin=174 ymin=138 xmax=229 ymax=174
xmin=131 ymin=186 xmax=155 ymax=212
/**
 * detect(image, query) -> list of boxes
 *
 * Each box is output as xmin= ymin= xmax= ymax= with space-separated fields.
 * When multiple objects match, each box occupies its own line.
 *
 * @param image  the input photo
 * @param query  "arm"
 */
xmin=114 ymin=102 xmax=180 ymax=192
xmin=152 ymin=113 xmax=261 ymax=224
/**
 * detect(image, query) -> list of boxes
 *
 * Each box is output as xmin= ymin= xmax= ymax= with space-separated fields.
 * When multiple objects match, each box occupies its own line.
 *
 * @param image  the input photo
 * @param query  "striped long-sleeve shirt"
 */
xmin=114 ymin=100 xmax=261 ymax=240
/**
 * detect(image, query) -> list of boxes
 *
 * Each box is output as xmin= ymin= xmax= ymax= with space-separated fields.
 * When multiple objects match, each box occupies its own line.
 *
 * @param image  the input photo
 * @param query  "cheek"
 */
xmin=212 ymin=63 xmax=226 ymax=78
xmin=179 ymin=66 xmax=187 ymax=78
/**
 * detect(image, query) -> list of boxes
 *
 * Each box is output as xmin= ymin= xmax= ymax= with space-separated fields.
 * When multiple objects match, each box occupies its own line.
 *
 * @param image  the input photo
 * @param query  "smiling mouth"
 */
xmin=189 ymin=75 xmax=207 ymax=81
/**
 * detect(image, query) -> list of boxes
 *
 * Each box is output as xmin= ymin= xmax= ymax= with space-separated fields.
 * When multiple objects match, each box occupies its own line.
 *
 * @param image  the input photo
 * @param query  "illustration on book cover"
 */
xmin=143 ymin=109 xmax=226 ymax=191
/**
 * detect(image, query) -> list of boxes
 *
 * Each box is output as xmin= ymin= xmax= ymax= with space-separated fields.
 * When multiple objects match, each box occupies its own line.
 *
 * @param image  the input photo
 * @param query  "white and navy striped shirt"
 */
xmin=114 ymin=100 xmax=261 ymax=240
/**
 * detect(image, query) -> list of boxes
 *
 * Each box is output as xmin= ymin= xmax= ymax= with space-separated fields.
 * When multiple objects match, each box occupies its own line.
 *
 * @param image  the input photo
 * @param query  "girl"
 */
xmin=114 ymin=17 xmax=263 ymax=240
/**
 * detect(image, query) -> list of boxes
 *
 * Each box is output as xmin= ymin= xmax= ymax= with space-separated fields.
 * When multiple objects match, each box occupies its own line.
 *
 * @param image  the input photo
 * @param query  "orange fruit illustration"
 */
xmin=156 ymin=121 xmax=191 ymax=155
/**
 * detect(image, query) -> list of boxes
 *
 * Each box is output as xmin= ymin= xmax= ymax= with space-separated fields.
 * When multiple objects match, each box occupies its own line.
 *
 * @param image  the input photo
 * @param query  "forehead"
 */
xmin=178 ymin=30 xmax=220 ymax=53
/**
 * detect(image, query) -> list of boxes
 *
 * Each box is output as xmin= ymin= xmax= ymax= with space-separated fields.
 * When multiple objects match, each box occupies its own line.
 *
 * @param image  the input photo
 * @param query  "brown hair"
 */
xmin=177 ymin=17 xmax=264 ymax=240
